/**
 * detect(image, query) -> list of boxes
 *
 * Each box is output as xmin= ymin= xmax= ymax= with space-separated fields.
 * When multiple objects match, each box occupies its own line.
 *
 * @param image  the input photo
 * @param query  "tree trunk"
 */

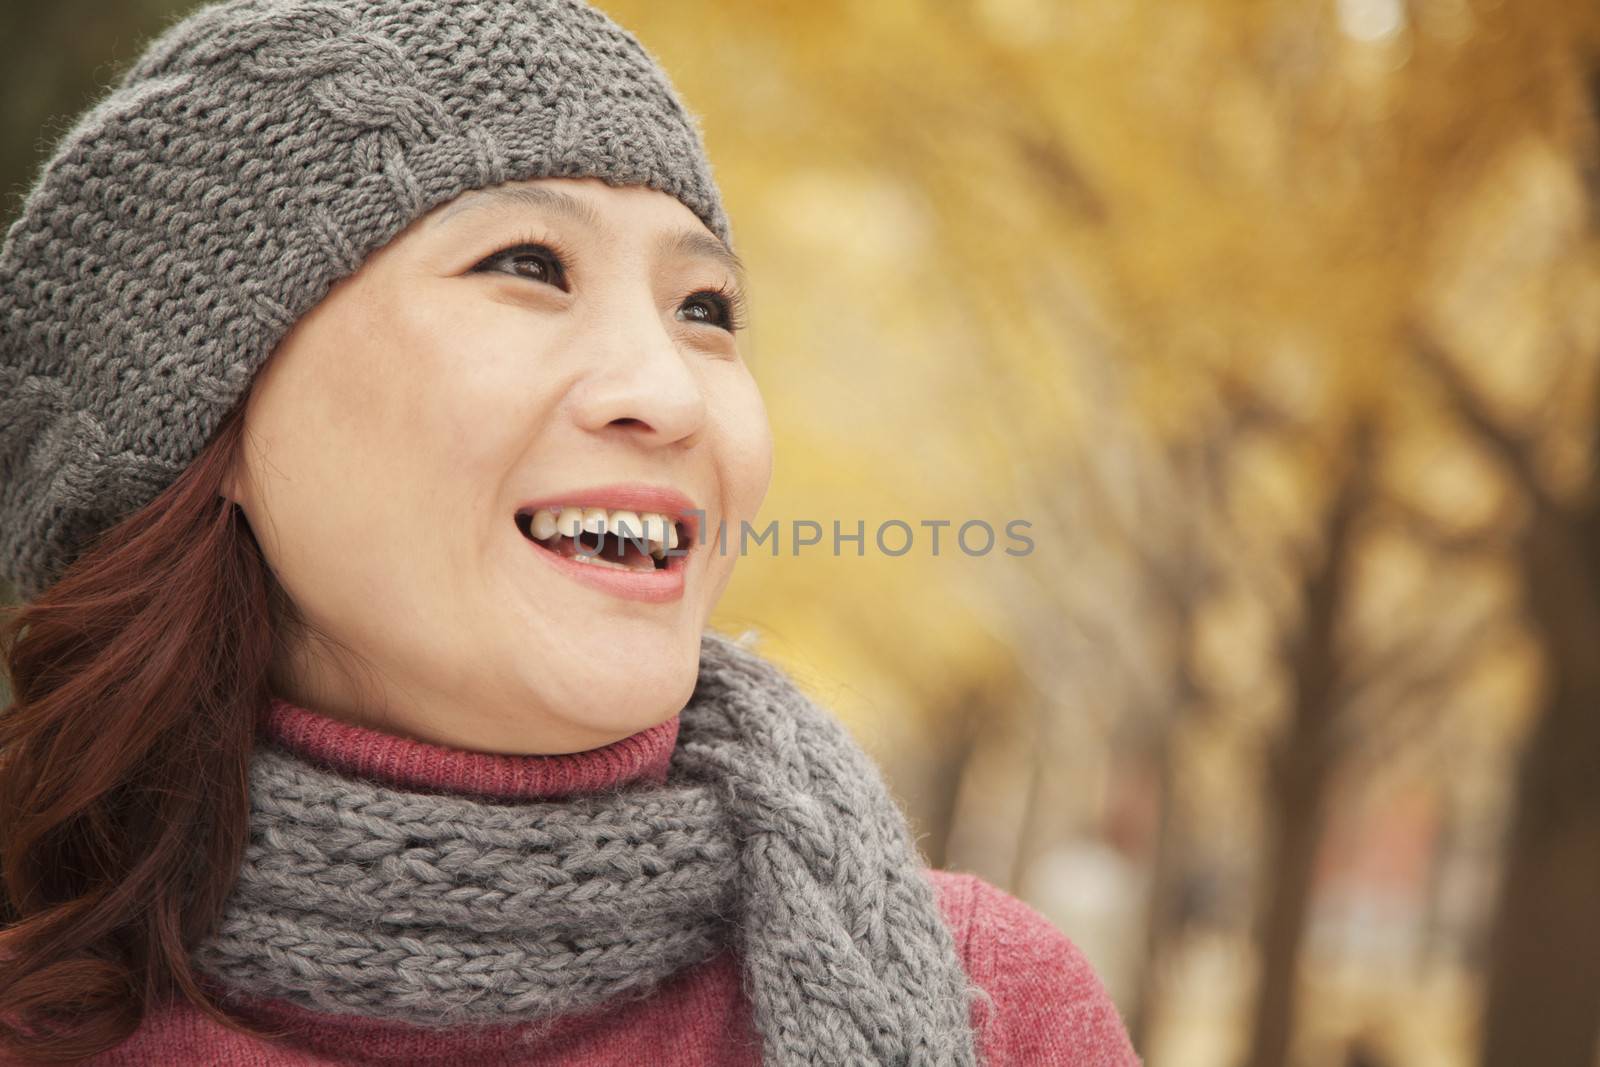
xmin=1242 ymin=419 xmax=1370 ymax=1067
xmin=1126 ymin=735 xmax=1184 ymax=1051
xmin=1242 ymin=748 xmax=1335 ymax=1067
xmin=920 ymin=723 xmax=978 ymax=871
xmin=1477 ymin=515 xmax=1600 ymax=1067
xmin=1477 ymin=692 xmax=1600 ymax=1067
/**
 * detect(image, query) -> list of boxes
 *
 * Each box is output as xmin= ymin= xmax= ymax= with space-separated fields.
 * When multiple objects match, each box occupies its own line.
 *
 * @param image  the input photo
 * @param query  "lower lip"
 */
xmin=522 ymin=534 xmax=689 ymax=603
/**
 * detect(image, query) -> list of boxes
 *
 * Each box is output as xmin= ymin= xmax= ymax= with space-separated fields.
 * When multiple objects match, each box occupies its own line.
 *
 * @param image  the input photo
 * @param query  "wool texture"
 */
xmin=189 ymin=630 xmax=985 ymax=1066
xmin=0 ymin=0 xmax=730 ymax=601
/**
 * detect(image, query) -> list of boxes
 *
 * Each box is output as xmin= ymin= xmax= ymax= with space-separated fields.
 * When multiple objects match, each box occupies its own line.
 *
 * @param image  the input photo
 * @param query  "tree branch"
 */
xmin=1404 ymin=317 xmax=1563 ymax=518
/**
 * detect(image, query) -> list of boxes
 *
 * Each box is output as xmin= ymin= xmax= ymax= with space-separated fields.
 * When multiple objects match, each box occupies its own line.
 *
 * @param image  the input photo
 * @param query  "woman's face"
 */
xmin=225 ymin=177 xmax=772 ymax=754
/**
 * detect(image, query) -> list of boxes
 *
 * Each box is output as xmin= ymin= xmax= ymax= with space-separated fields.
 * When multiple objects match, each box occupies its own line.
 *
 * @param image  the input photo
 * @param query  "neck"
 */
xmin=260 ymin=696 xmax=679 ymax=800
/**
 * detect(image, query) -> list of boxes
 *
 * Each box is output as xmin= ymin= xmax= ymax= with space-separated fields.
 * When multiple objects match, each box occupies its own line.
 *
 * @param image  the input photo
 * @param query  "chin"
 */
xmin=532 ymin=625 xmax=701 ymax=740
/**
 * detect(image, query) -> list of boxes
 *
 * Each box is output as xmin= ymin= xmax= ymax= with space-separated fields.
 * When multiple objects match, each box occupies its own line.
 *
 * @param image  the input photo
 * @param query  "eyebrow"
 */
xmin=432 ymin=185 xmax=746 ymax=286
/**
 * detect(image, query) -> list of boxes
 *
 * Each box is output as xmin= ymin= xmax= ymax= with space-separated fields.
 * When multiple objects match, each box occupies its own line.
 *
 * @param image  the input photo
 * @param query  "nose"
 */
xmin=566 ymin=303 xmax=708 ymax=447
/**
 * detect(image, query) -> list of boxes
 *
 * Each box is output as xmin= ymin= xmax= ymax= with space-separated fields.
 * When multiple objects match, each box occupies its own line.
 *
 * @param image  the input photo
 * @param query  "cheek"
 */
xmin=347 ymin=294 xmax=541 ymax=484
xmin=714 ymin=371 xmax=774 ymax=521
xmin=249 ymin=286 xmax=546 ymax=572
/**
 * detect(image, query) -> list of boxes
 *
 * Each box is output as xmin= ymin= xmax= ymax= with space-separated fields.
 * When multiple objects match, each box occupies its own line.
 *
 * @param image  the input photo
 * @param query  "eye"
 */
xmin=678 ymin=283 xmax=747 ymax=334
xmin=473 ymin=240 xmax=569 ymax=290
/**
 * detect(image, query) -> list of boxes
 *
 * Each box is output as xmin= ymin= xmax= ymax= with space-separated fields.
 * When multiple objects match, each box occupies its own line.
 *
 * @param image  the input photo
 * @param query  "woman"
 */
xmin=0 ymin=1 xmax=1141 ymax=1064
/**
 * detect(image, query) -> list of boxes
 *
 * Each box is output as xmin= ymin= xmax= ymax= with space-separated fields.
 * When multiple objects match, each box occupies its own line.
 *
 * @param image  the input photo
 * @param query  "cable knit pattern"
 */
xmin=188 ymin=631 xmax=984 ymax=1065
xmin=0 ymin=0 xmax=731 ymax=600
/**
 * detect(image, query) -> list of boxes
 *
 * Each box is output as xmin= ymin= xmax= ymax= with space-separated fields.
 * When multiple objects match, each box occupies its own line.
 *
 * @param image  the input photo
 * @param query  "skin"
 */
xmin=222 ymin=176 xmax=773 ymax=754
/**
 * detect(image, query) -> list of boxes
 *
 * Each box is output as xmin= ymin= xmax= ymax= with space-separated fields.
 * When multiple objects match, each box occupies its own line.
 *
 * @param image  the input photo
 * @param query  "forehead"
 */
xmin=432 ymin=184 xmax=606 ymax=230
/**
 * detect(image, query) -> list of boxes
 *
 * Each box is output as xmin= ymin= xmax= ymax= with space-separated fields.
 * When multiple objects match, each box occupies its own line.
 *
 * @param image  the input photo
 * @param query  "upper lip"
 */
xmin=513 ymin=483 xmax=701 ymax=524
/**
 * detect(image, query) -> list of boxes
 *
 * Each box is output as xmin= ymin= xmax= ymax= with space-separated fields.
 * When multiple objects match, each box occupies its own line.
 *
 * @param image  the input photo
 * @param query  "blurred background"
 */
xmin=5 ymin=1 xmax=1600 ymax=1065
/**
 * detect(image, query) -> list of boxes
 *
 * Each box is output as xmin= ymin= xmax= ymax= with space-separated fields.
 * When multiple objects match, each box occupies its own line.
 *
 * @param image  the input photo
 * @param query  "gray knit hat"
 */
xmin=0 ymin=0 xmax=731 ymax=601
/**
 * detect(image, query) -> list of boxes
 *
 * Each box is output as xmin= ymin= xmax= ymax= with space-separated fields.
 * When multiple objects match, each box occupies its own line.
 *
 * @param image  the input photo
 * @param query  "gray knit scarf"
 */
xmin=189 ymin=631 xmax=982 ymax=1065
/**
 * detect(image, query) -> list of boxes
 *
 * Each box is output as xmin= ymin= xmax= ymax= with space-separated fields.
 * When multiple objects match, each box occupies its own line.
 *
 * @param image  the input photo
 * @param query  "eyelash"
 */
xmin=476 ymin=232 xmax=748 ymax=334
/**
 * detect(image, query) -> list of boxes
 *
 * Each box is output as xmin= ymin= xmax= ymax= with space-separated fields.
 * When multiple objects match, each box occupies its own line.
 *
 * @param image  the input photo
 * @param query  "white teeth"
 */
xmin=633 ymin=512 xmax=674 ymax=554
xmin=523 ymin=505 xmax=683 ymax=556
xmin=640 ymin=515 xmax=666 ymax=558
xmin=556 ymin=507 xmax=585 ymax=538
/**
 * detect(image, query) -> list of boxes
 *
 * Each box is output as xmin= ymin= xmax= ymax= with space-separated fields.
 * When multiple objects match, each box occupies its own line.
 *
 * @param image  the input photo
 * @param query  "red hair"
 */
xmin=0 ymin=400 xmax=298 ymax=1060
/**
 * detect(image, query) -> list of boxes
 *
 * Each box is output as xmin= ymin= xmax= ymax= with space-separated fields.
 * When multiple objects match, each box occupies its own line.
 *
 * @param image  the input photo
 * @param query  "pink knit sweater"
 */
xmin=62 ymin=698 xmax=1142 ymax=1066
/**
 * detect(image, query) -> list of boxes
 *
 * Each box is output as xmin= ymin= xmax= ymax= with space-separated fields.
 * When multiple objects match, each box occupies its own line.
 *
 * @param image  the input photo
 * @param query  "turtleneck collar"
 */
xmin=259 ymin=696 xmax=679 ymax=801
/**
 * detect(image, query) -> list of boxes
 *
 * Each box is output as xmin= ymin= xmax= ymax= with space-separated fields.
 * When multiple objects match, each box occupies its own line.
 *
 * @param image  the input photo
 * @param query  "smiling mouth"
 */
xmin=514 ymin=508 xmax=693 ymax=572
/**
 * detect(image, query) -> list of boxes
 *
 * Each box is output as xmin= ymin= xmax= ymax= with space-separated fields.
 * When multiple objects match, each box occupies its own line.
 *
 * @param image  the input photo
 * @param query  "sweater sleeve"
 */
xmin=929 ymin=869 xmax=1143 ymax=1067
